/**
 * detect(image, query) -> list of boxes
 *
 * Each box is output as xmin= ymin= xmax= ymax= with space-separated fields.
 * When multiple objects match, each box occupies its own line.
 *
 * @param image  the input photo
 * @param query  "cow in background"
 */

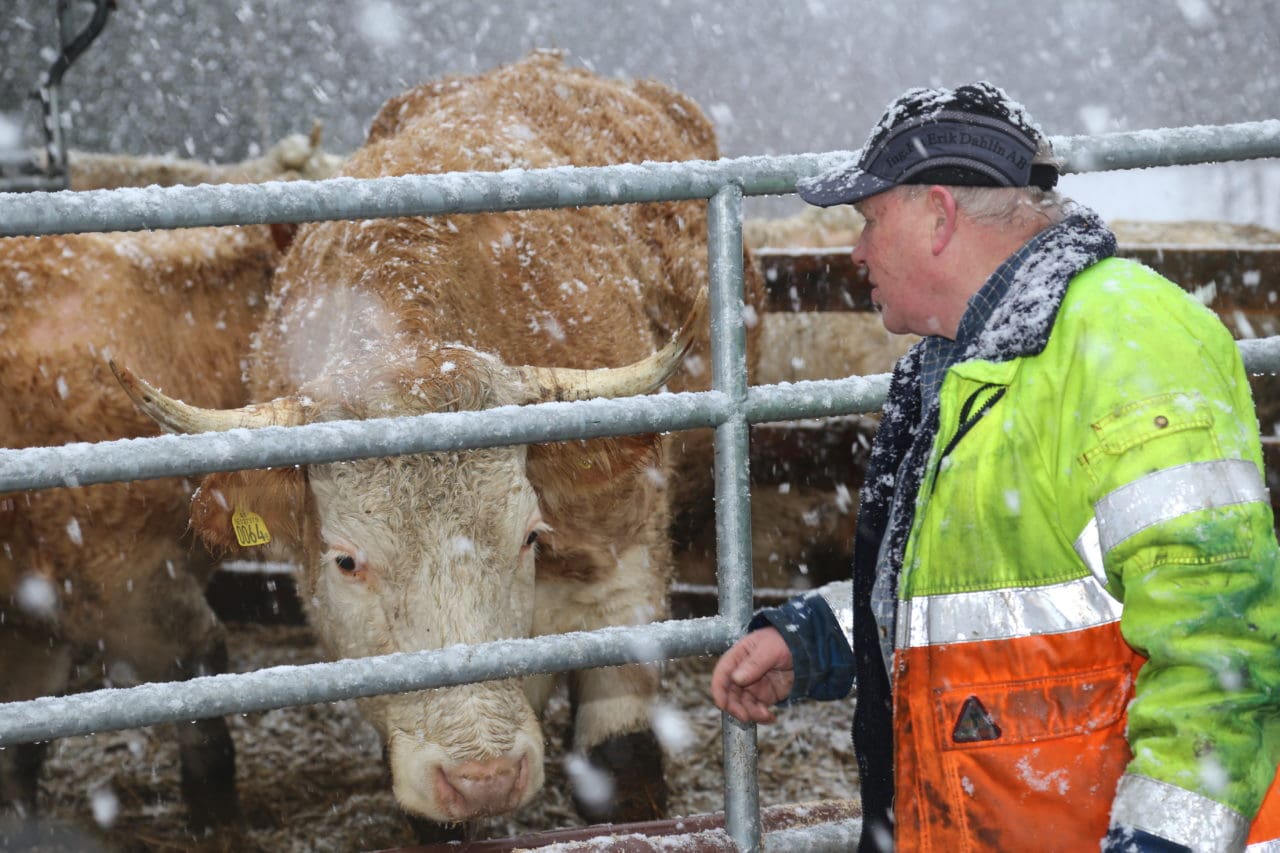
xmin=62 ymin=123 xmax=343 ymax=191
xmin=117 ymin=51 xmax=763 ymax=833
xmin=0 ymin=223 xmax=287 ymax=840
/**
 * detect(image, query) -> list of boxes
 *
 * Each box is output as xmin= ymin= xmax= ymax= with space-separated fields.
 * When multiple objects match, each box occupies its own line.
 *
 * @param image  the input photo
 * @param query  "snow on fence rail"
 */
xmin=1 ymin=120 xmax=1278 ymax=238
xmin=1 ymin=119 xmax=1278 ymax=852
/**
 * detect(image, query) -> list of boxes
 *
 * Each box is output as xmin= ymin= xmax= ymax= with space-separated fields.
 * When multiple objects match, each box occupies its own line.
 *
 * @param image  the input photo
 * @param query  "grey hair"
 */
xmin=902 ymin=139 xmax=1070 ymax=229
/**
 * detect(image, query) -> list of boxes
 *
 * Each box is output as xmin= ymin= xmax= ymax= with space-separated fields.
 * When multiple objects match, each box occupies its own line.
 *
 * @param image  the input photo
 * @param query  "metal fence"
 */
xmin=1 ymin=119 xmax=1279 ymax=852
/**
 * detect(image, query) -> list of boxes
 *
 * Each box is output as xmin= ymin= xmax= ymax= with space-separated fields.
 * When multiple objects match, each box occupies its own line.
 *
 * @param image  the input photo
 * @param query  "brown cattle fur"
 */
xmin=174 ymin=52 xmax=765 ymax=824
xmin=200 ymin=51 xmax=763 ymax=577
xmin=0 ymin=224 xmax=282 ymax=822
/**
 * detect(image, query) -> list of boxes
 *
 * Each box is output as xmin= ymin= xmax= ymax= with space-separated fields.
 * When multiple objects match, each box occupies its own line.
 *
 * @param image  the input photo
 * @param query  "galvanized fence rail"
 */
xmin=1 ymin=118 xmax=1278 ymax=852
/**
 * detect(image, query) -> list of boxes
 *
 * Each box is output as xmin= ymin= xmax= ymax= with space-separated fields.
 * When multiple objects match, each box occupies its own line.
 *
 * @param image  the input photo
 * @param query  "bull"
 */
xmin=0 ymin=223 xmax=287 ymax=836
xmin=115 ymin=52 xmax=763 ymax=831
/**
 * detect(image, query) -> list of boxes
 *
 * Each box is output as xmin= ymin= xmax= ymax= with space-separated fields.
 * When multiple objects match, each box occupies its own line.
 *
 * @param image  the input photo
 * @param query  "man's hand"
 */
xmin=710 ymin=627 xmax=795 ymax=724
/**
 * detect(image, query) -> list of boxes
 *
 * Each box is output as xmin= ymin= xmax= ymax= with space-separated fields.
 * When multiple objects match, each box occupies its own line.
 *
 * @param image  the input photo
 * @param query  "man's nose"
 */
xmin=850 ymin=241 xmax=866 ymax=266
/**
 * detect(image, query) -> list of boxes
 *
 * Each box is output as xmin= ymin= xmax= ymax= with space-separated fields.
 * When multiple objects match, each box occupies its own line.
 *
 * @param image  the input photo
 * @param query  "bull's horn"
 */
xmin=514 ymin=286 xmax=707 ymax=403
xmin=109 ymin=360 xmax=306 ymax=433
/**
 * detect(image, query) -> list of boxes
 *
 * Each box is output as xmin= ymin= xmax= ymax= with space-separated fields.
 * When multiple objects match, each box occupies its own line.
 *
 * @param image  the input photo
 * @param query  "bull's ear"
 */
xmin=191 ymin=467 xmax=307 ymax=555
xmin=528 ymin=436 xmax=660 ymax=491
xmin=527 ymin=435 xmax=664 ymax=544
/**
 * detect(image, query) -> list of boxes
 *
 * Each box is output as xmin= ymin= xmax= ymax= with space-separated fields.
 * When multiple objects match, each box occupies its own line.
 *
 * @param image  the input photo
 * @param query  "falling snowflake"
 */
xmin=650 ymin=702 xmax=696 ymax=755
xmin=16 ymin=573 xmax=58 ymax=619
xmin=565 ymin=753 xmax=615 ymax=813
xmin=90 ymin=786 xmax=120 ymax=828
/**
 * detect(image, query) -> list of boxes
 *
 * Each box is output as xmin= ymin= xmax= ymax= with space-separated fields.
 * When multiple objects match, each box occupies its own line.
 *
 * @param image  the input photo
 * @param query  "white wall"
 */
xmin=1061 ymin=160 xmax=1280 ymax=231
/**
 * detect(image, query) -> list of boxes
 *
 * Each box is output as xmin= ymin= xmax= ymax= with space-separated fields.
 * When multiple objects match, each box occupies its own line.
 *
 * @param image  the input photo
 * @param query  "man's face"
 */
xmin=851 ymin=188 xmax=948 ymax=337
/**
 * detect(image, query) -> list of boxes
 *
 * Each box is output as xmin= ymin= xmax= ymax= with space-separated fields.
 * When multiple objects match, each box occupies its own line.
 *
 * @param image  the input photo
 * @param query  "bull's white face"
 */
xmin=302 ymin=444 xmax=547 ymax=821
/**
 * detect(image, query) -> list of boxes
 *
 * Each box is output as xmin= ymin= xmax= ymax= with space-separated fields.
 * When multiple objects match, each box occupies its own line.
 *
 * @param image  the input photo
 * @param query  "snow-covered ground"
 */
xmin=12 ymin=622 xmax=857 ymax=853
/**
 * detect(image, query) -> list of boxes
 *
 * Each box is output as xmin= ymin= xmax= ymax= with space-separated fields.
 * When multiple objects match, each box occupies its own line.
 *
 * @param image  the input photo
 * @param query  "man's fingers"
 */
xmin=710 ymin=628 xmax=793 ymax=724
xmin=730 ymin=655 xmax=767 ymax=687
xmin=729 ymin=630 xmax=792 ymax=686
xmin=721 ymin=685 xmax=777 ymax=725
xmin=737 ymin=692 xmax=777 ymax=725
xmin=710 ymin=645 xmax=749 ymax=707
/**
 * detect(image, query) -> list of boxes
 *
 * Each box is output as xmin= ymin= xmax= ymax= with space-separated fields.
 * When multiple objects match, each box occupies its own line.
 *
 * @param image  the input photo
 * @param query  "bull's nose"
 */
xmin=435 ymin=753 xmax=529 ymax=818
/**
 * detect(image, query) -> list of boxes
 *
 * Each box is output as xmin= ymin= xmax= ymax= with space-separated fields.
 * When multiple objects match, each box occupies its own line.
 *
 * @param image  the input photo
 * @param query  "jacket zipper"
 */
xmin=929 ymin=382 xmax=1007 ymax=496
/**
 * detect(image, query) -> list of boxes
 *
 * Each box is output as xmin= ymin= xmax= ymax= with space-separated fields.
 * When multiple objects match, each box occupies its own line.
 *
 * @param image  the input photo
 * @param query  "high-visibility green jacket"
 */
xmin=892 ymin=252 xmax=1280 ymax=851
xmin=761 ymin=211 xmax=1280 ymax=852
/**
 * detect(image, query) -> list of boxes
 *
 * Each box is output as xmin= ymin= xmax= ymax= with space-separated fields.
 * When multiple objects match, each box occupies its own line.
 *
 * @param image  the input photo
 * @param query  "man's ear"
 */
xmin=928 ymin=185 xmax=959 ymax=255
xmin=191 ymin=467 xmax=307 ymax=555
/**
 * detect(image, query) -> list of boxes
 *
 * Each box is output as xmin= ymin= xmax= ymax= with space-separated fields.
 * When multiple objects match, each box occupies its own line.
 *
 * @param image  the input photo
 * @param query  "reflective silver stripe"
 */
xmin=811 ymin=580 xmax=854 ymax=652
xmin=1073 ymin=516 xmax=1108 ymax=584
xmin=1247 ymin=840 xmax=1280 ymax=853
xmin=902 ymin=574 xmax=1121 ymax=648
xmin=1110 ymin=773 xmax=1249 ymax=853
xmin=1096 ymin=458 xmax=1268 ymax=556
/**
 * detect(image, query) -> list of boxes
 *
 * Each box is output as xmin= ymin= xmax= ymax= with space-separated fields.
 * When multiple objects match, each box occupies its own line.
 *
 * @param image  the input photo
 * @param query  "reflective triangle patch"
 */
xmin=952 ymin=695 xmax=1002 ymax=743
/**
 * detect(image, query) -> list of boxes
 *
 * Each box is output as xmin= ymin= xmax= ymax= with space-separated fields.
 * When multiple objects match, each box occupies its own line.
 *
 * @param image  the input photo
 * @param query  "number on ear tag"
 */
xmin=232 ymin=508 xmax=272 ymax=547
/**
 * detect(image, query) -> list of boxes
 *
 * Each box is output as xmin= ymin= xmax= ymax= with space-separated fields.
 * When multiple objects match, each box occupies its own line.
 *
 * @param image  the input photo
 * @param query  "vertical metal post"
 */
xmin=708 ymin=182 xmax=761 ymax=852
xmin=40 ymin=84 xmax=66 ymax=184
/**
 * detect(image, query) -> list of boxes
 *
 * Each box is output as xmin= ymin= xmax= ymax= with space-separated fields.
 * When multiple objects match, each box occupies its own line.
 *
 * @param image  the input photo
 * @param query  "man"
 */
xmin=711 ymin=82 xmax=1280 ymax=852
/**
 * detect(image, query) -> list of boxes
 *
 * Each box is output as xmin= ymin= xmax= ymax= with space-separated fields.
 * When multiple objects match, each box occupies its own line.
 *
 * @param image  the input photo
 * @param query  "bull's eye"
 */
xmin=336 ymin=554 xmax=358 ymax=573
xmin=520 ymin=520 xmax=551 ymax=555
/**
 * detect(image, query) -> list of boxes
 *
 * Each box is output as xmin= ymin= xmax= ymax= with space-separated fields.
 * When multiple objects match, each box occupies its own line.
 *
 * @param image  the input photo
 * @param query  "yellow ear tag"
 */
xmin=231 ymin=508 xmax=272 ymax=547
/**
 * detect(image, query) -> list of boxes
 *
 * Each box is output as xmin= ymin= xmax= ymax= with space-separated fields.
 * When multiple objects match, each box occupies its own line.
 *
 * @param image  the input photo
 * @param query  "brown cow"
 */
xmin=63 ymin=124 xmax=343 ymax=191
xmin=117 ymin=51 xmax=763 ymax=831
xmin=0 ymin=224 xmax=285 ymax=837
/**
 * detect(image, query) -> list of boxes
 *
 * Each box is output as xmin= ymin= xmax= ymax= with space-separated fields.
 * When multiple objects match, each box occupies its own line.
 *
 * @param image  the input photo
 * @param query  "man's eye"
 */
xmin=336 ymin=554 xmax=358 ymax=572
xmin=524 ymin=530 xmax=539 ymax=547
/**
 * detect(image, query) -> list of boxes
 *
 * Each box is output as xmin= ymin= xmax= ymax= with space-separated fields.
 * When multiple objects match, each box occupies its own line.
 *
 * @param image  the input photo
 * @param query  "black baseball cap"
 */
xmin=797 ymin=82 xmax=1059 ymax=208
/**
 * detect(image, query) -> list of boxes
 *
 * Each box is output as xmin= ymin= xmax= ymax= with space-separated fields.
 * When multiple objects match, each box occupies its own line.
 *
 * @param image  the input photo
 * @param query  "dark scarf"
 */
xmin=852 ymin=208 xmax=1117 ymax=851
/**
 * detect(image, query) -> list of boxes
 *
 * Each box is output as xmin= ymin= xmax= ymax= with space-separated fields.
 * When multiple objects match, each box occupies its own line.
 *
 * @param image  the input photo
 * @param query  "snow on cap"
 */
xmin=797 ymin=82 xmax=1059 ymax=208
